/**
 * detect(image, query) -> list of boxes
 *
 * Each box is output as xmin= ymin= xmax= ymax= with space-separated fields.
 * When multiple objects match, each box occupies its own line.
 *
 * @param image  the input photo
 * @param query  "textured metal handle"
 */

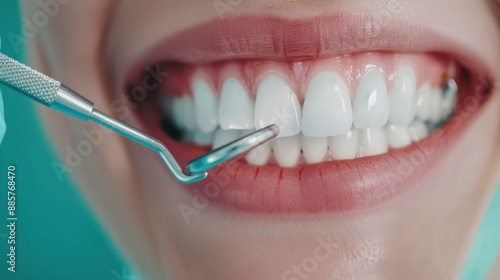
xmin=0 ymin=53 xmax=60 ymax=106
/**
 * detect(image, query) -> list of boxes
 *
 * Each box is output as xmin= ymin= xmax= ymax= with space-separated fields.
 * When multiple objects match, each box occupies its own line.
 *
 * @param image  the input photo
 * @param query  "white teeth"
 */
xmin=302 ymin=72 xmax=353 ymax=137
xmin=172 ymin=96 xmax=196 ymax=131
xmin=271 ymin=135 xmax=301 ymax=167
xmin=359 ymin=127 xmax=388 ymax=157
xmin=193 ymin=132 xmax=213 ymax=146
xmin=182 ymin=97 xmax=196 ymax=131
xmin=385 ymin=124 xmax=412 ymax=149
xmin=219 ymin=78 xmax=255 ymax=130
xmin=172 ymin=98 xmax=185 ymax=129
xmin=408 ymin=120 xmax=429 ymax=142
xmin=255 ymin=74 xmax=302 ymax=137
xmin=239 ymin=129 xmax=255 ymax=138
xmin=429 ymin=88 xmax=443 ymax=123
xmin=353 ymin=69 xmax=390 ymax=129
xmin=416 ymin=83 xmax=432 ymax=120
xmin=212 ymin=128 xmax=241 ymax=149
xmin=300 ymin=134 xmax=328 ymax=164
xmin=164 ymin=65 xmax=458 ymax=168
xmin=388 ymin=67 xmax=417 ymax=126
xmin=245 ymin=142 xmax=271 ymax=166
xmin=181 ymin=133 xmax=194 ymax=143
xmin=441 ymin=93 xmax=457 ymax=120
xmin=193 ymin=80 xmax=219 ymax=133
xmin=328 ymin=128 xmax=359 ymax=160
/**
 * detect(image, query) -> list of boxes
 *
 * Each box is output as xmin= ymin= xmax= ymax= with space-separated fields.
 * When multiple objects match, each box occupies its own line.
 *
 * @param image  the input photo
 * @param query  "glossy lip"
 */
xmin=115 ymin=14 xmax=493 ymax=90
xmin=113 ymin=15 xmax=494 ymax=213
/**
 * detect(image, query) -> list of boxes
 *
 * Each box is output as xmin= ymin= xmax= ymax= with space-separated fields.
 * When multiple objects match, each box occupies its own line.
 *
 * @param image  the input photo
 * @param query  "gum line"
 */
xmin=152 ymin=52 xmax=453 ymax=101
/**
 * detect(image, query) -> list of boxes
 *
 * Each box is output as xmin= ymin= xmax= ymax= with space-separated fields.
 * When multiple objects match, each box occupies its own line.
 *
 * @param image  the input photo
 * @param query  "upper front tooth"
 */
xmin=255 ymin=74 xmax=302 ymax=137
xmin=219 ymin=78 xmax=255 ymax=130
xmin=302 ymin=72 xmax=353 ymax=137
xmin=193 ymin=80 xmax=219 ymax=133
xmin=388 ymin=66 xmax=417 ymax=126
xmin=353 ymin=69 xmax=390 ymax=129
xmin=271 ymin=135 xmax=301 ymax=167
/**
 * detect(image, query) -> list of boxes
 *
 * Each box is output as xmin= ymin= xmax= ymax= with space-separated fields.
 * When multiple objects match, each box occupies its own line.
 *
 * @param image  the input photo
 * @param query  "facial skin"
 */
xmin=21 ymin=0 xmax=500 ymax=279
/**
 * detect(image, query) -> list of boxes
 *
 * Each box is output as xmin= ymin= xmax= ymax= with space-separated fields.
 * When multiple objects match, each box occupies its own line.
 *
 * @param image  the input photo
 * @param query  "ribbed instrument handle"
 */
xmin=0 ymin=53 xmax=60 ymax=106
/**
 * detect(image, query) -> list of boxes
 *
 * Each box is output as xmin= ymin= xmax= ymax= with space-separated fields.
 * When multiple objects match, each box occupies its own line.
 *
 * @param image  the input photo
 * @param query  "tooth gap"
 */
xmin=161 ymin=118 xmax=184 ymax=141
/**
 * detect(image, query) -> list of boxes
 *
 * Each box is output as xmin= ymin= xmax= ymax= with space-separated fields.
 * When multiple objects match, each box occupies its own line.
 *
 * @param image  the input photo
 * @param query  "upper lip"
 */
xmin=107 ymin=13 xmax=494 ymax=213
xmin=110 ymin=14 xmax=493 ymax=95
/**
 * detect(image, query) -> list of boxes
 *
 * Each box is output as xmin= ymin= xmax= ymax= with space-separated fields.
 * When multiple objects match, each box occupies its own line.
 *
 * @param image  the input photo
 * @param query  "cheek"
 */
xmin=24 ymin=0 xmax=140 ymax=213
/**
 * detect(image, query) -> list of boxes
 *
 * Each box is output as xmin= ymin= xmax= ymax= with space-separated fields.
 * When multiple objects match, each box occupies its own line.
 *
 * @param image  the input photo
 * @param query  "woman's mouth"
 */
xmin=157 ymin=53 xmax=456 ymax=165
xmin=118 ymin=15 xmax=493 ymax=214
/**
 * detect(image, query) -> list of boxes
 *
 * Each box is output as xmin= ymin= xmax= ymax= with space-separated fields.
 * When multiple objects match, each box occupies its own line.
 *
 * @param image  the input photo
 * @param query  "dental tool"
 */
xmin=0 ymin=53 xmax=279 ymax=183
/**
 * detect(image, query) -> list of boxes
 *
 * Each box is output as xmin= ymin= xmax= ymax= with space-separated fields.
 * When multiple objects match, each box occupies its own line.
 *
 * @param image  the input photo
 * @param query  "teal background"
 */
xmin=0 ymin=2 xmax=128 ymax=280
xmin=0 ymin=1 xmax=499 ymax=280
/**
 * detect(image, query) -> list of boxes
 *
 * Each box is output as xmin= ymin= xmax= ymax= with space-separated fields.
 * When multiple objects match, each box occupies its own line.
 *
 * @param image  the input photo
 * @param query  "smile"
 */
xmin=158 ymin=53 xmax=456 ymax=166
xmin=119 ymin=15 xmax=493 ymax=213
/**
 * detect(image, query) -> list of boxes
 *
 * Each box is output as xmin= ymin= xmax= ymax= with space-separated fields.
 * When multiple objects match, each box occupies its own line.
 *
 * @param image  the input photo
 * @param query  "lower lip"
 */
xmin=137 ymin=75 xmax=491 ymax=214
